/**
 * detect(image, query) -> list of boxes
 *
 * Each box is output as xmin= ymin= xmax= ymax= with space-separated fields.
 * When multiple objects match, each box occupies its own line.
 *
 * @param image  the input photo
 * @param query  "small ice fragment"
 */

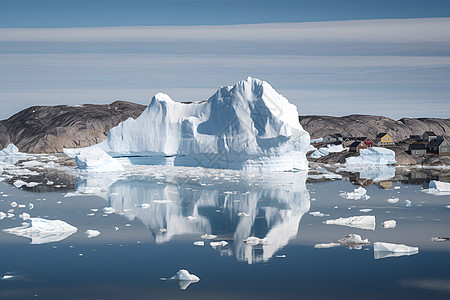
xmin=237 ymin=212 xmax=250 ymax=217
xmin=339 ymin=187 xmax=370 ymax=200
xmin=276 ymin=255 xmax=286 ymax=258
xmin=125 ymin=224 xmax=131 ymax=227
xmin=167 ymin=269 xmax=200 ymax=290
xmin=243 ymin=237 xmax=269 ymax=246
xmin=103 ymin=207 xmax=115 ymax=214
xmin=47 ymin=181 xmax=54 ymax=185
xmin=431 ymin=237 xmax=450 ymax=242
xmin=28 ymin=203 xmax=34 ymax=210
xmin=114 ymin=227 xmax=119 ymax=231
xmin=86 ymin=213 xmax=95 ymax=216
xmin=187 ymin=216 xmax=195 ymax=221
xmin=7 ymin=213 xmax=14 ymax=218
xmin=56 ymin=201 xmax=62 ymax=204
xmin=373 ymin=242 xmax=419 ymax=259
xmin=446 ymin=205 xmax=450 ymax=209
xmin=193 ymin=241 xmax=205 ymax=246
xmin=201 ymin=234 xmax=217 ymax=240
xmin=19 ymin=212 xmax=30 ymax=220
xmin=394 ymin=186 xmax=400 ymax=190
xmin=85 ymin=229 xmax=100 ymax=238
xmin=0 ymin=212 xmax=6 ymax=219
xmin=338 ymin=234 xmax=370 ymax=250
xmin=314 ymin=242 xmax=340 ymax=249
xmin=382 ymin=220 xmax=397 ymax=229
xmin=359 ymin=209 xmax=372 ymax=212
xmin=10 ymin=202 xmax=17 ymax=208
xmin=309 ymin=211 xmax=328 ymax=217
xmin=90 ymin=208 xmax=98 ymax=212
xmin=210 ymin=241 xmax=228 ymax=247
xmin=325 ymin=215 xmax=376 ymax=230
xmin=2 ymin=275 xmax=13 ymax=280
xmin=404 ymin=200 xmax=412 ymax=207
xmin=387 ymin=197 xmax=399 ymax=203
xmin=79 ymin=253 xmax=83 ymax=256
xmin=159 ymin=228 xmax=167 ymax=232
xmin=18 ymin=205 xmax=26 ymax=208
xmin=13 ymin=180 xmax=26 ymax=188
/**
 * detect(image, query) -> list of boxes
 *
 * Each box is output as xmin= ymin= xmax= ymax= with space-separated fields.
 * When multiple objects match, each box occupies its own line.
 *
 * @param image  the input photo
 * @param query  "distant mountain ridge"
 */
xmin=0 ymin=101 xmax=449 ymax=153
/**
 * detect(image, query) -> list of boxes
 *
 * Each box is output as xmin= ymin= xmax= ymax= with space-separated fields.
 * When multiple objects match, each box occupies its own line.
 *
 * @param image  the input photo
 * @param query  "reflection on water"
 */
xmin=73 ymin=168 xmax=310 ymax=264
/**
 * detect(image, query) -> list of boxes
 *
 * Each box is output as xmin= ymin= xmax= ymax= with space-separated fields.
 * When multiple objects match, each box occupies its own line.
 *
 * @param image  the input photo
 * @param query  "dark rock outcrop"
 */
xmin=300 ymin=115 xmax=450 ymax=141
xmin=0 ymin=101 xmax=146 ymax=153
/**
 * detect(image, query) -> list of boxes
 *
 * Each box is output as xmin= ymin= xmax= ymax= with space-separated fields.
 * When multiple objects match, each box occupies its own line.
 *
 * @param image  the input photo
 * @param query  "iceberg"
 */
xmin=346 ymin=147 xmax=396 ymax=165
xmin=314 ymin=242 xmax=340 ymax=249
xmin=165 ymin=269 xmax=200 ymax=290
xmin=339 ymin=187 xmax=370 ymax=200
xmin=64 ymin=147 xmax=124 ymax=172
xmin=382 ymin=220 xmax=397 ymax=229
xmin=0 ymin=144 xmax=26 ymax=157
xmin=422 ymin=180 xmax=450 ymax=196
xmin=325 ymin=215 xmax=376 ymax=230
xmin=85 ymin=229 xmax=101 ymax=238
xmin=373 ymin=242 xmax=419 ymax=259
xmin=338 ymin=234 xmax=370 ymax=250
xmin=64 ymin=77 xmax=310 ymax=172
xmin=3 ymin=217 xmax=77 ymax=244
xmin=310 ymin=144 xmax=345 ymax=158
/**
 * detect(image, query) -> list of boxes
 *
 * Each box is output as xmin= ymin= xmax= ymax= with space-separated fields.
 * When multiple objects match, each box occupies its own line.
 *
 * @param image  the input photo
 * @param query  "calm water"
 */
xmin=0 ymin=162 xmax=449 ymax=299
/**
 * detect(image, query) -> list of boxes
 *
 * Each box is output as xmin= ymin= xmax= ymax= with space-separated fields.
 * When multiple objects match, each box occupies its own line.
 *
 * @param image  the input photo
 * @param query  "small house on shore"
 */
xmin=374 ymin=133 xmax=394 ymax=146
xmin=349 ymin=141 xmax=367 ymax=153
xmin=427 ymin=139 xmax=450 ymax=155
xmin=409 ymin=143 xmax=427 ymax=156
xmin=355 ymin=137 xmax=373 ymax=148
xmin=422 ymin=131 xmax=437 ymax=143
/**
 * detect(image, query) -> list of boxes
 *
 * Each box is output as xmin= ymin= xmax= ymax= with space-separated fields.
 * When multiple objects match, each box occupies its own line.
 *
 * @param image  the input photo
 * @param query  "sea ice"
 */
xmin=64 ymin=77 xmax=311 ymax=172
xmin=339 ymin=187 xmax=370 ymax=200
xmin=431 ymin=237 xmax=450 ymax=242
xmin=19 ymin=212 xmax=30 ymax=220
xmin=0 ymin=212 xmax=6 ymax=219
xmin=404 ymin=200 xmax=412 ymax=207
xmin=243 ymin=237 xmax=270 ymax=246
xmin=338 ymin=234 xmax=370 ymax=250
xmin=193 ymin=241 xmax=204 ymax=246
xmin=64 ymin=147 xmax=124 ymax=172
xmin=3 ymin=217 xmax=77 ymax=244
xmin=422 ymin=180 xmax=450 ymax=196
xmin=210 ymin=241 xmax=228 ymax=247
xmin=0 ymin=144 xmax=26 ymax=157
xmin=382 ymin=220 xmax=397 ymax=229
xmin=103 ymin=207 xmax=116 ymax=214
xmin=85 ymin=229 xmax=101 ymax=238
xmin=325 ymin=215 xmax=376 ymax=230
xmin=314 ymin=242 xmax=340 ymax=249
xmin=373 ymin=242 xmax=419 ymax=259
xmin=387 ymin=197 xmax=399 ymax=204
xmin=201 ymin=234 xmax=217 ymax=240
xmin=345 ymin=147 xmax=396 ymax=165
xmin=166 ymin=269 xmax=200 ymax=290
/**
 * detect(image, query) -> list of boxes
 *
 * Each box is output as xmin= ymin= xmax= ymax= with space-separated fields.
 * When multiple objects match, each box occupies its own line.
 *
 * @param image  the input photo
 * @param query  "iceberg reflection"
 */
xmin=74 ymin=167 xmax=310 ymax=263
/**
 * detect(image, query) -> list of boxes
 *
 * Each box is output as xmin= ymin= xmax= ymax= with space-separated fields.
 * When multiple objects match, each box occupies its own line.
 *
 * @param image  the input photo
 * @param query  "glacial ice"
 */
xmin=325 ymin=215 xmax=376 ymax=230
xmin=64 ymin=147 xmax=124 ymax=172
xmin=346 ymin=147 xmax=396 ymax=165
xmin=64 ymin=77 xmax=310 ymax=172
xmin=310 ymin=144 xmax=346 ymax=158
xmin=373 ymin=242 xmax=419 ymax=259
xmin=382 ymin=220 xmax=397 ymax=229
xmin=422 ymin=180 xmax=450 ymax=196
xmin=0 ymin=144 xmax=26 ymax=157
xmin=166 ymin=269 xmax=200 ymax=290
xmin=85 ymin=229 xmax=101 ymax=238
xmin=210 ymin=241 xmax=228 ymax=248
xmin=339 ymin=187 xmax=370 ymax=200
xmin=314 ymin=242 xmax=340 ymax=249
xmin=338 ymin=234 xmax=370 ymax=250
xmin=3 ymin=217 xmax=77 ymax=244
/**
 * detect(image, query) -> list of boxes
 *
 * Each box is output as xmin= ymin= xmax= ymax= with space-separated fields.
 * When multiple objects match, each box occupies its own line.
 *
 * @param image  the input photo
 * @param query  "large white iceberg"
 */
xmin=422 ymin=180 xmax=450 ymax=196
xmin=346 ymin=147 xmax=396 ymax=165
xmin=64 ymin=77 xmax=310 ymax=171
xmin=373 ymin=242 xmax=419 ymax=259
xmin=3 ymin=217 xmax=77 ymax=244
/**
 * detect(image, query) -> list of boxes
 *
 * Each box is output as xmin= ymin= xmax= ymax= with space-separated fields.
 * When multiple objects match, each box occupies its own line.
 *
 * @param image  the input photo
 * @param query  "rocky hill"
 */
xmin=1 ymin=101 xmax=449 ymax=154
xmin=300 ymin=115 xmax=450 ymax=141
xmin=0 ymin=101 xmax=146 ymax=153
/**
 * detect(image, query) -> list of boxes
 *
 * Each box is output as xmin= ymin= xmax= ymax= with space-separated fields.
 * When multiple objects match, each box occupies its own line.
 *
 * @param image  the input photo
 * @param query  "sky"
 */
xmin=0 ymin=0 xmax=449 ymax=120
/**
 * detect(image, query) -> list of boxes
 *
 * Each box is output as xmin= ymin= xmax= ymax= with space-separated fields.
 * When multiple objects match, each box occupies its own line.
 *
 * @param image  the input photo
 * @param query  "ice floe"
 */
xmin=338 ymin=234 xmax=370 ymax=250
xmin=373 ymin=242 xmax=419 ymax=259
xmin=102 ymin=207 xmax=116 ymax=214
xmin=309 ymin=211 xmax=329 ymax=217
xmin=422 ymin=180 xmax=450 ymax=196
xmin=193 ymin=241 xmax=204 ymax=246
xmin=339 ymin=187 xmax=370 ymax=200
xmin=387 ymin=197 xmax=399 ymax=204
xmin=64 ymin=77 xmax=311 ymax=172
xmin=3 ymin=217 xmax=77 ymax=244
xmin=325 ymin=215 xmax=376 ymax=230
xmin=210 ymin=241 xmax=228 ymax=248
xmin=431 ymin=237 xmax=450 ymax=242
xmin=201 ymin=234 xmax=217 ymax=240
xmin=163 ymin=269 xmax=200 ymax=290
xmin=85 ymin=229 xmax=101 ymax=238
xmin=314 ymin=242 xmax=340 ymax=249
xmin=382 ymin=220 xmax=397 ymax=229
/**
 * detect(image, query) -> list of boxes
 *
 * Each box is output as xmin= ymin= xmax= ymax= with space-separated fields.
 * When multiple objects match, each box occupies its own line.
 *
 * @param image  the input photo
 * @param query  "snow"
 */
xmin=3 ymin=217 xmax=77 ymax=244
xmin=85 ymin=229 xmax=101 ymax=238
xmin=339 ymin=187 xmax=370 ymax=200
xmin=314 ymin=242 xmax=340 ymax=249
xmin=382 ymin=220 xmax=397 ymax=229
xmin=422 ymin=180 xmax=450 ymax=196
xmin=373 ymin=242 xmax=419 ymax=259
xmin=345 ymin=147 xmax=396 ymax=165
xmin=64 ymin=77 xmax=310 ymax=172
xmin=64 ymin=147 xmax=124 ymax=172
xmin=0 ymin=144 xmax=26 ymax=157
xmin=325 ymin=215 xmax=376 ymax=230
xmin=310 ymin=144 xmax=346 ymax=158
xmin=338 ymin=234 xmax=370 ymax=250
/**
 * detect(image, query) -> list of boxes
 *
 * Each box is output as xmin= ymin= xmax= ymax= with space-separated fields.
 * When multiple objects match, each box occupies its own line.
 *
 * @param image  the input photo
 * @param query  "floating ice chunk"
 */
xmin=359 ymin=209 xmax=372 ymax=212
xmin=7 ymin=213 xmax=14 ymax=218
xmin=166 ymin=269 xmax=200 ymax=290
xmin=338 ymin=234 xmax=370 ymax=250
xmin=237 ymin=212 xmax=250 ymax=217
xmin=0 ymin=212 xmax=6 ymax=219
xmin=382 ymin=220 xmax=397 ymax=229
xmin=103 ymin=207 xmax=116 ymax=214
xmin=85 ymin=229 xmax=101 ymax=238
xmin=310 ymin=144 xmax=346 ymax=158
xmin=28 ymin=203 xmax=34 ymax=210
xmin=19 ymin=212 xmax=30 ymax=220
xmin=276 ymin=255 xmax=286 ymax=258
xmin=136 ymin=203 xmax=151 ymax=209
xmin=394 ymin=186 xmax=401 ymax=190
xmin=47 ymin=181 xmax=54 ymax=185
xmin=309 ymin=211 xmax=329 ymax=217
xmin=187 ymin=216 xmax=195 ymax=221
xmin=114 ymin=227 xmax=119 ymax=231
xmin=0 ymin=144 xmax=26 ymax=157
xmin=431 ymin=237 xmax=450 ymax=242
xmin=201 ymin=234 xmax=217 ymax=240
xmin=346 ymin=147 xmax=396 ymax=165
xmin=314 ymin=242 xmax=340 ymax=249
xmin=422 ymin=180 xmax=450 ymax=196
xmin=3 ymin=217 xmax=77 ymax=244
xmin=13 ymin=180 xmax=26 ymax=188
xmin=339 ymin=187 xmax=370 ymax=200
xmin=325 ymin=215 xmax=376 ymax=230
xmin=404 ymin=200 xmax=412 ymax=207
xmin=446 ymin=205 xmax=450 ymax=209
xmin=210 ymin=241 xmax=228 ymax=248
xmin=64 ymin=147 xmax=125 ymax=172
xmin=373 ymin=242 xmax=419 ymax=259
xmin=10 ymin=201 xmax=17 ymax=208
xmin=243 ymin=236 xmax=270 ymax=246
xmin=387 ymin=197 xmax=399 ymax=204
xmin=193 ymin=241 xmax=204 ymax=246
